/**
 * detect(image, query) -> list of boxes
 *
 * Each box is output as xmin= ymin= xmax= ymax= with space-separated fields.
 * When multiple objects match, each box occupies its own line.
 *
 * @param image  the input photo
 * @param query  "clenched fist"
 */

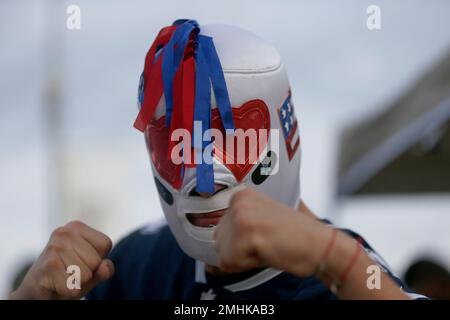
xmin=9 ymin=221 xmax=114 ymax=300
xmin=214 ymin=188 xmax=329 ymax=276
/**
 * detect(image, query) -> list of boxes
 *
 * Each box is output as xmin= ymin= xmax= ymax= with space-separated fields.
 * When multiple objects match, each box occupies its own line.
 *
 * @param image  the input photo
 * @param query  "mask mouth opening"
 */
xmin=186 ymin=208 xmax=226 ymax=228
xmin=185 ymin=183 xmax=229 ymax=228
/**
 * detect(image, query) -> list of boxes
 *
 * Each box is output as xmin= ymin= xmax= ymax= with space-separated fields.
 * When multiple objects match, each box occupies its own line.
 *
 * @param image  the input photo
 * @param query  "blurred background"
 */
xmin=1 ymin=0 xmax=449 ymax=299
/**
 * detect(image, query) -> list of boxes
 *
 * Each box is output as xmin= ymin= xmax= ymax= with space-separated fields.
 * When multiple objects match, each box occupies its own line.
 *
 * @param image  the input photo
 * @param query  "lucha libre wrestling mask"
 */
xmin=134 ymin=20 xmax=301 ymax=266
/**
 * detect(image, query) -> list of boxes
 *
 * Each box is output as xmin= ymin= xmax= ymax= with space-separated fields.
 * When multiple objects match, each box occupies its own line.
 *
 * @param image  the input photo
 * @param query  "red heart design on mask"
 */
xmin=145 ymin=99 xmax=270 ymax=189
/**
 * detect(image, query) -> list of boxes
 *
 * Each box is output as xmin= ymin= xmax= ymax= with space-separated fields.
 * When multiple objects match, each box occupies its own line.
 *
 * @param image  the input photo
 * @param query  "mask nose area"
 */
xmin=180 ymin=161 xmax=239 ymax=196
xmin=189 ymin=184 xmax=228 ymax=198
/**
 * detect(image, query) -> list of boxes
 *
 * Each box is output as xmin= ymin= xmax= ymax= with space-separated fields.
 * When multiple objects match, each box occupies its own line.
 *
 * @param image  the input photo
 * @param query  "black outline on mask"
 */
xmin=251 ymin=150 xmax=277 ymax=185
xmin=154 ymin=177 xmax=174 ymax=205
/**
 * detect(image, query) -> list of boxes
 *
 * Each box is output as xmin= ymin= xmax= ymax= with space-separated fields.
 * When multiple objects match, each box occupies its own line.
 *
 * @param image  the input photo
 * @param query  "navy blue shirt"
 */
xmin=87 ymin=221 xmax=424 ymax=300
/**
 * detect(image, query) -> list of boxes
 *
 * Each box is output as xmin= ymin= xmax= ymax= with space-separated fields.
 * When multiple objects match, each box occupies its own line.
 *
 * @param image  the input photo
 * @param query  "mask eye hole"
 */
xmin=154 ymin=178 xmax=174 ymax=205
xmin=188 ymin=189 xmax=201 ymax=197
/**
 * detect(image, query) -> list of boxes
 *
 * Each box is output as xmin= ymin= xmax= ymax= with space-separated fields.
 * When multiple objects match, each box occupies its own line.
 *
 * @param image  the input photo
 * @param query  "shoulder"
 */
xmin=110 ymin=220 xmax=177 ymax=260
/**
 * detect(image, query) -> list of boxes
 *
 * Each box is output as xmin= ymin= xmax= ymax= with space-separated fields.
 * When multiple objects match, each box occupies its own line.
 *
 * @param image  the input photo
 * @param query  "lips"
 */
xmin=187 ymin=209 xmax=226 ymax=228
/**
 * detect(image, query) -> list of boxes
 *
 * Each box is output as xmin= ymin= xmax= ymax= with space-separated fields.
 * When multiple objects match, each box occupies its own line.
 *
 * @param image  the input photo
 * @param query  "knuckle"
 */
xmin=241 ymin=201 xmax=253 ymax=211
xmin=65 ymin=220 xmax=85 ymax=231
xmin=43 ymin=255 xmax=61 ymax=272
xmin=250 ymin=232 xmax=263 ymax=252
xmin=234 ymin=207 xmax=245 ymax=219
xmin=230 ymin=190 xmax=247 ymax=204
xmin=236 ymin=217 xmax=258 ymax=242
xmin=234 ymin=209 xmax=251 ymax=228
xmin=88 ymin=253 xmax=102 ymax=269
xmin=241 ymin=187 xmax=254 ymax=197
xmin=105 ymin=237 xmax=113 ymax=252
xmin=46 ymin=242 xmax=65 ymax=255
xmin=36 ymin=274 xmax=52 ymax=291
xmin=99 ymin=236 xmax=113 ymax=254
xmin=51 ymin=226 xmax=72 ymax=240
xmin=80 ymin=267 xmax=93 ymax=283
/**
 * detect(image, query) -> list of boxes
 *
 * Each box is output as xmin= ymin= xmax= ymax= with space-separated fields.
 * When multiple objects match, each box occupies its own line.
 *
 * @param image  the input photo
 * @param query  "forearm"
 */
xmin=313 ymin=228 xmax=410 ymax=300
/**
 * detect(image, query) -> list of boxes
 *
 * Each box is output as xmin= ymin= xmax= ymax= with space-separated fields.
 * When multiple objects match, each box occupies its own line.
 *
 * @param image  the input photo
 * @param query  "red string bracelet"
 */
xmin=339 ymin=238 xmax=363 ymax=285
xmin=315 ymin=228 xmax=338 ymax=279
xmin=329 ymin=238 xmax=363 ymax=294
xmin=315 ymin=230 xmax=364 ymax=295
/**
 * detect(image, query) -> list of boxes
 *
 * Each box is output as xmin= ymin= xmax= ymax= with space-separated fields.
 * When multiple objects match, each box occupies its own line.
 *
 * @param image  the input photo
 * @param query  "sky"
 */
xmin=1 ymin=0 xmax=450 ymax=297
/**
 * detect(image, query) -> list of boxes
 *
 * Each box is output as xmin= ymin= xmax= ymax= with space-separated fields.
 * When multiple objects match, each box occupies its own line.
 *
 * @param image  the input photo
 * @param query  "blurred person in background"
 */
xmin=403 ymin=258 xmax=450 ymax=299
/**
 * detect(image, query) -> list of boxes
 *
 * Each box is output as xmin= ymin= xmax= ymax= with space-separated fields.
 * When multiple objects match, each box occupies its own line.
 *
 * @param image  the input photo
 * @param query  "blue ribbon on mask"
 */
xmin=193 ymin=36 xmax=214 ymax=193
xmin=137 ymin=72 xmax=145 ymax=110
xmin=192 ymin=35 xmax=236 ymax=193
xmin=201 ymin=35 xmax=235 ymax=131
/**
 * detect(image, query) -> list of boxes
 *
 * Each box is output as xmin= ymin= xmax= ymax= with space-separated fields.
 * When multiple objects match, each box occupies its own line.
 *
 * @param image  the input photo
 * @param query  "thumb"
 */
xmin=93 ymin=259 xmax=115 ymax=283
xmin=81 ymin=259 xmax=115 ymax=296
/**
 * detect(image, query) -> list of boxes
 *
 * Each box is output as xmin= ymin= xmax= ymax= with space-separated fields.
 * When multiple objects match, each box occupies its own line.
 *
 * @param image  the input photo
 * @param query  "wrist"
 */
xmin=306 ymin=220 xmax=334 ymax=267
xmin=315 ymin=229 xmax=359 ymax=291
xmin=10 ymin=275 xmax=55 ymax=300
xmin=288 ymin=216 xmax=333 ymax=276
xmin=8 ymin=286 xmax=37 ymax=300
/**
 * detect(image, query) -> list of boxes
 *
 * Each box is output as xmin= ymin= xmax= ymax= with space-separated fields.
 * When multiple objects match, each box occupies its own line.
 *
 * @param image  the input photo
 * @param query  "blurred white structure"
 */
xmin=335 ymin=49 xmax=450 ymax=275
